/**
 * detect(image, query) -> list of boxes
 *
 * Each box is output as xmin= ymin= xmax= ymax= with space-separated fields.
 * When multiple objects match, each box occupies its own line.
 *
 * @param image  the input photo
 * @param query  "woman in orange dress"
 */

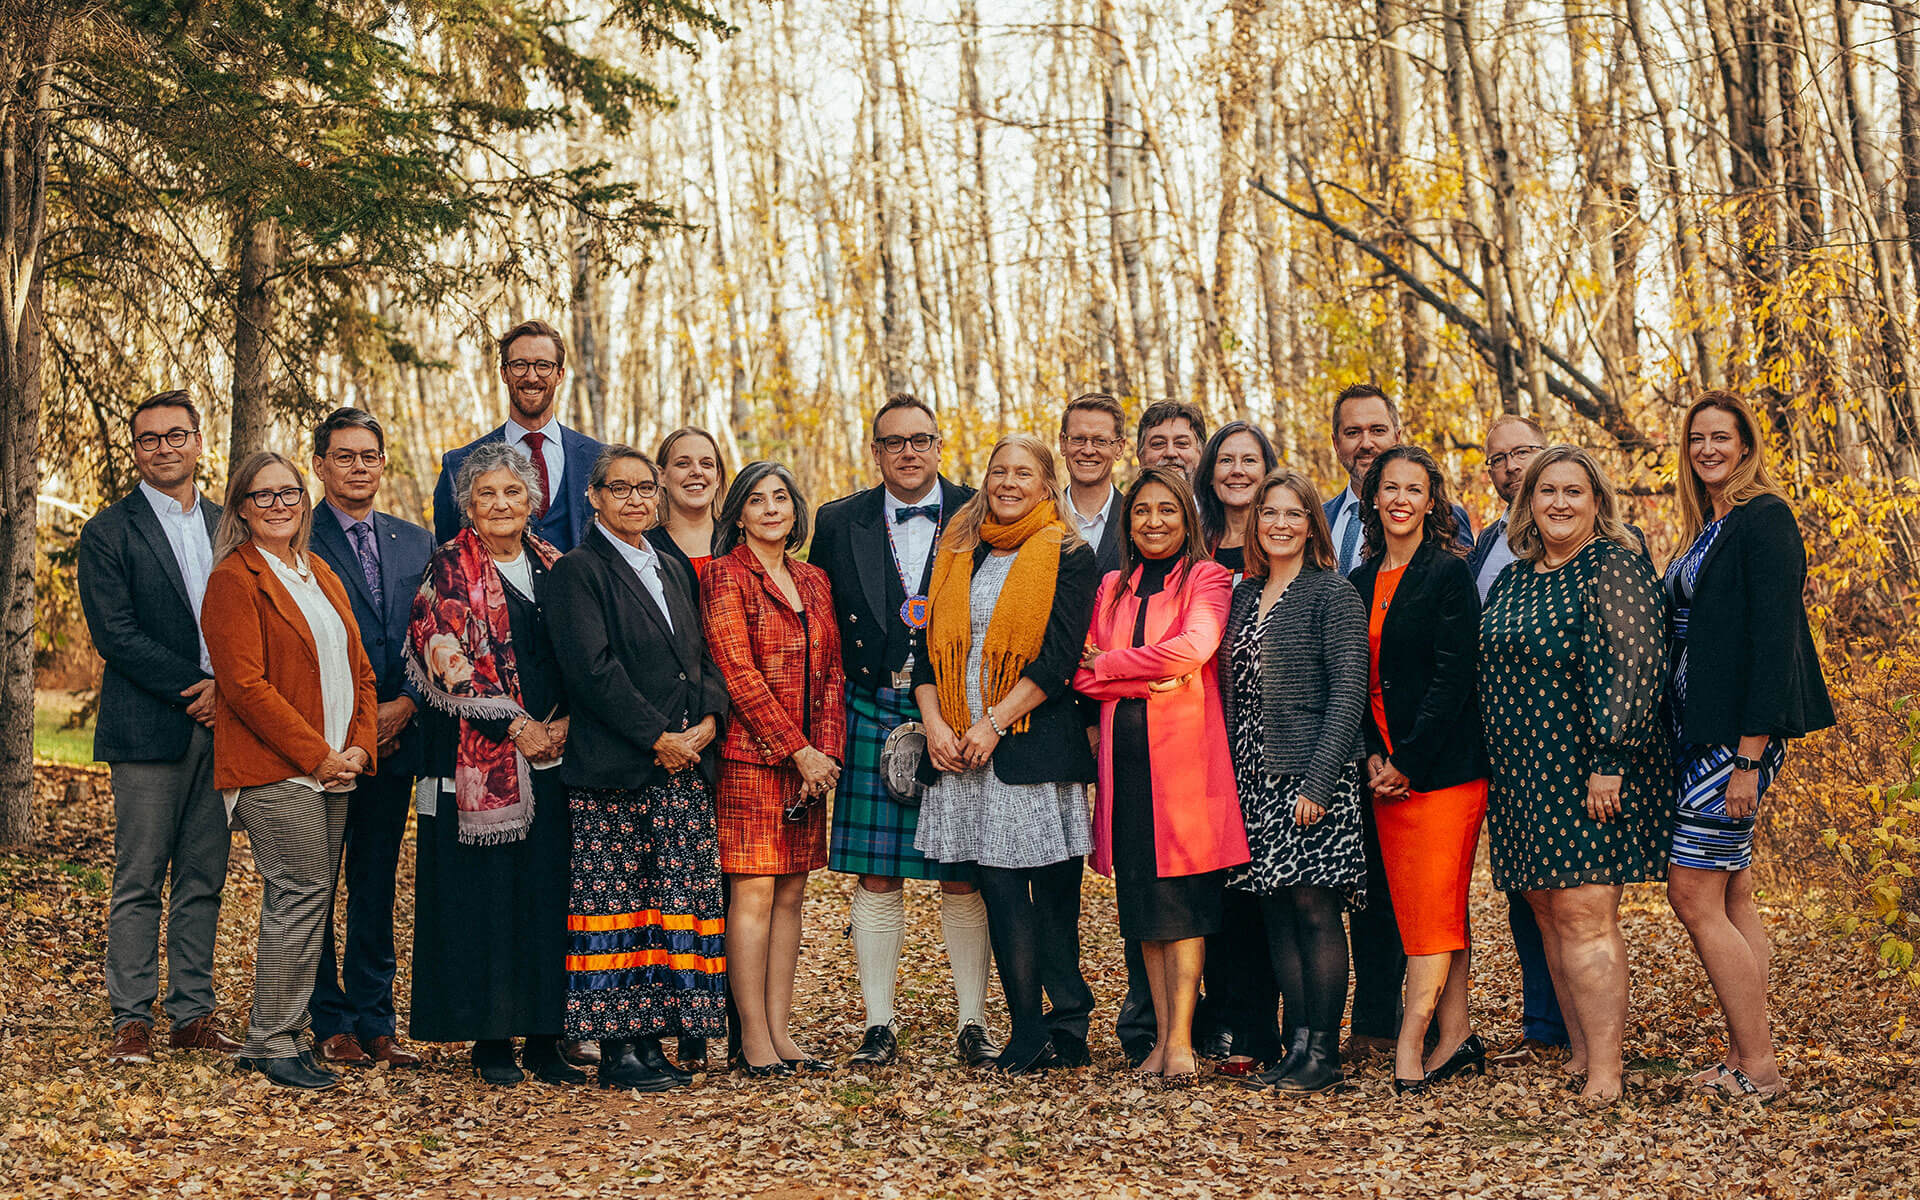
xmin=701 ymin=461 xmax=847 ymax=1076
xmin=1348 ymin=446 xmax=1489 ymax=1094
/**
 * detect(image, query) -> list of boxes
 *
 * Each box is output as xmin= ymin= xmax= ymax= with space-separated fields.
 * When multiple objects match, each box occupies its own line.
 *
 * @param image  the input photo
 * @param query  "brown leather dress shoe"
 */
xmin=108 ymin=1022 xmax=154 ymax=1065
xmin=364 ymin=1035 xmax=421 ymax=1068
xmin=1488 ymin=1037 xmax=1561 ymax=1067
xmin=318 ymin=1033 xmax=374 ymax=1066
xmin=559 ymin=1038 xmax=601 ymax=1068
xmin=170 ymin=1015 xmax=243 ymax=1055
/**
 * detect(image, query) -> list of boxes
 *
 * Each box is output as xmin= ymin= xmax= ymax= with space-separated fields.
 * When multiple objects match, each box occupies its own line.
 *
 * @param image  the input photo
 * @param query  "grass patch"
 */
xmin=34 ymin=703 xmax=97 ymax=767
xmin=52 ymin=861 xmax=110 ymax=893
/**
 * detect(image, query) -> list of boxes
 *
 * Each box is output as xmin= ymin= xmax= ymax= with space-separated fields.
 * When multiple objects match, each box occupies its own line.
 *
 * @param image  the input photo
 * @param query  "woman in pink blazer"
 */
xmin=1074 ymin=466 xmax=1248 ymax=1084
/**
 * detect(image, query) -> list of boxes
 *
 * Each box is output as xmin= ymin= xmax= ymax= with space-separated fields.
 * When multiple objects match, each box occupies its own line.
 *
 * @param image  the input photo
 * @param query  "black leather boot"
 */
xmin=1240 ymin=1027 xmax=1310 ymax=1090
xmin=636 ymin=1036 xmax=694 ymax=1083
xmin=1272 ymin=1030 xmax=1343 ymax=1094
xmin=598 ymin=1039 xmax=684 ymax=1092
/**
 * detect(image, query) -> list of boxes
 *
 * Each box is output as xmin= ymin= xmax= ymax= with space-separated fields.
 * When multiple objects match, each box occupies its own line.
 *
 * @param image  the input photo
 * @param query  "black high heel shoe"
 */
xmin=1392 ymin=1076 xmax=1429 ymax=1095
xmin=739 ymin=1059 xmax=796 ymax=1079
xmin=1424 ymin=1034 xmax=1488 ymax=1085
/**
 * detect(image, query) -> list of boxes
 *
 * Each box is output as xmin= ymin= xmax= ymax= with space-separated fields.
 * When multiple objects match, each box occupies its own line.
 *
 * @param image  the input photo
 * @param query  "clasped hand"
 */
xmin=925 ymin=714 xmax=998 ymax=773
xmin=793 ymin=745 xmax=841 ymax=799
xmin=652 ymin=716 xmax=716 ymax=772
xmin=514 ymin=716 xmax=569 ymax=763
xmin=1367 ymin=754 xmax=1409 ymax=801
xmin=315 ymin=746 xmax=370 ymax=788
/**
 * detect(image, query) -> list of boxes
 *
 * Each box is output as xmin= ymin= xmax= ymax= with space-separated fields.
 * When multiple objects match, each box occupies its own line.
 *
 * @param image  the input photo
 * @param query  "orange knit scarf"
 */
xmin=925 ymin=500 xmax=1065 ymax=736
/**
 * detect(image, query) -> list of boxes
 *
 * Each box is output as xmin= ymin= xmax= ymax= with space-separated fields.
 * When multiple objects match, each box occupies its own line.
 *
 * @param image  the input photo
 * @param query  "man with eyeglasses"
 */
xmin=1059 ymin=393 xmax=1128 ymax=576
xmin=1468 ymin=415 xmax=1547 ymax=602
xmin=810 ymin=394 xmax=1001 ymax=1068
xmin=301 ymin=407 xmax=433 ymax=1071
xmin=431 ymin=319 xmax=604 ymax=552
xmin=79 ymin=390 xmax=243 ymax=1066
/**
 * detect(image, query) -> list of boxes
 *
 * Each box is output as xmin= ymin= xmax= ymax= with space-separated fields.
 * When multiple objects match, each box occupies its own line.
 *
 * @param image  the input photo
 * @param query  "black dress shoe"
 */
xmin=677 ymin=1037 xmax=708 ymax=1066
xmin=258 ymin=1054 xmax=340 ymax=1091
xmin=1196 ymin=1026 xmax=1233 ymax=1062
xmin=955 ymin=1022 xmax=1000 ymax=1067
xmin=1120 ymin=1037 xmax=1154 ymax=1070
xmin=1272 ymin=1031 xmax=1344 ymax=1094
xmin=849 ymin=1024 xmax=898 ymax=1067
xmin=472 ymin=1039 xmax=524 ymax=1087
xmin=992 ymin=1042 xmax=1059 ymax=1077
xmin=523 ymin=1037 xmax=589 ymax=1085
xmin=1424 ymin=1034 xmax=1488 ymax=1085
xmin=598 ymin=1041 xmax=685 ymax=1092
xmin=636 ymin=1037 xmax=694 ymax=1084
xmin=1050 ymin=1032 xmax=1092 ymax=1067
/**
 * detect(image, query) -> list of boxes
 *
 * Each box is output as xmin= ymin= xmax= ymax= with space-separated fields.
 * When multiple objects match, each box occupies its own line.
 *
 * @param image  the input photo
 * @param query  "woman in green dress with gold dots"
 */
xmin=1478 ymin=445 xmax=1671 ymax=1101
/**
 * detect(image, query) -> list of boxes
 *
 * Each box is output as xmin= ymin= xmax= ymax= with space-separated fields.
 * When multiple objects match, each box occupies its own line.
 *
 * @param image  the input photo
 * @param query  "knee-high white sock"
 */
xmin=849 ymin=886 xmax=907 ymax=1029
xmin=941 ymin=889 xmax=992 ymax=1032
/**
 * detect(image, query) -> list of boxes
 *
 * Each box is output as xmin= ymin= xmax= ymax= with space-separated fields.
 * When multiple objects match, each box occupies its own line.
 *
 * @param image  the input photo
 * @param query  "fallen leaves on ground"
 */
xmin=2 ymin=764 xmax=1915 ymax=1198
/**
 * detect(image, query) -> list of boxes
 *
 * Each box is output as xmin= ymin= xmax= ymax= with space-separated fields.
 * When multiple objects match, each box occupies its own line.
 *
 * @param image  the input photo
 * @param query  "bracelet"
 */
xmin=509 ymin=717 xmax=528 ymax=740
xmin=987 ymin=709 xmax=1008 ymax=738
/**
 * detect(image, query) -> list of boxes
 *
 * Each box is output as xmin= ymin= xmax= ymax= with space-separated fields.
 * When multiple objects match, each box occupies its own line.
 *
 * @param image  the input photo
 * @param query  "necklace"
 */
xmin=1540 ymin=534 xmax=1596 ymax=571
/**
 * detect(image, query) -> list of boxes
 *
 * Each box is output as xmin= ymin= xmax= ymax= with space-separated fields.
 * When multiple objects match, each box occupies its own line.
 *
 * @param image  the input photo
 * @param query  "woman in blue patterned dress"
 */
xmin=1664 ymin=392 xmax=1833 ymax=1102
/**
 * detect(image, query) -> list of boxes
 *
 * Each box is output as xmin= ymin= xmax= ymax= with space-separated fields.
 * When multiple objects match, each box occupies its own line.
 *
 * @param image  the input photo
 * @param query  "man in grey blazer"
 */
xmin=78 ymin=391 xmax=240 ymax=1065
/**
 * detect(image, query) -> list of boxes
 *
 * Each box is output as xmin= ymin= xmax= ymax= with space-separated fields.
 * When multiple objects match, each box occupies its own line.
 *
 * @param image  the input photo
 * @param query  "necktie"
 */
xmin=520 ymin=430 xmax=552 ymax=516
xmin=348 ymin=521 xmax=384 ymax=610
xmin=1338 ymin=499 xmax=1363 ymax=574
xmin=894 ymin=503 xmax=940 ymax=524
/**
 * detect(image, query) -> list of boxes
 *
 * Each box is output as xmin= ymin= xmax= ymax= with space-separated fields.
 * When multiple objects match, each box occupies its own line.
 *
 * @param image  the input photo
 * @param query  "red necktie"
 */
xmin=520 ymin=431 xmax=551 ymax=516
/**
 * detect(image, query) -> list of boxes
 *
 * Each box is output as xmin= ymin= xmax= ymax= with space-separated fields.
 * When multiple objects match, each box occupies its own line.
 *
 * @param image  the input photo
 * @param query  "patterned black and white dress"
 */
xmin=1223 ymin=599 xmax=1368 ymax=908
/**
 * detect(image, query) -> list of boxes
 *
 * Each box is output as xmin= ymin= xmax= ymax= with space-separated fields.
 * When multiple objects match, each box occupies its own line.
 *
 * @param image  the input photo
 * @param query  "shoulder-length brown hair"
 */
xmin=1506 ymin=445 xmax=1638 ymax=563
xmin=212 ymin=452 xmax=314 ymax=565
xmin=655 ymin=426 xmax=729 ymax=522
xmin=1242 ymin=470 xmax=1340 ymax=579
xmin=1676 ymin=390 xmax=1788 ymax=542
xmin=939 ymin=433 xmax=1085 ymax=554
xmin=1359 ymin=445 xmax=1463 ymax=561
xmin=1104 ymin=466 xmax=1206 ymax=619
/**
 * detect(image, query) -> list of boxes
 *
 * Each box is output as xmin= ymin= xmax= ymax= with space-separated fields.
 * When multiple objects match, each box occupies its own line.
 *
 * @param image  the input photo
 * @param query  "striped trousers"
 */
xmin=231 ymin=781 xmax=348 ymax=1059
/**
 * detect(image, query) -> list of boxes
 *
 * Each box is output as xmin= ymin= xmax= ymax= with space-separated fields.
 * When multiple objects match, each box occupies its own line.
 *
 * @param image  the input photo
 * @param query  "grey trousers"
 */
xmin=232 ymin=781 xmax=348 ymax=1059
xmin=106 ymin=725 xmax=231 ymax=1030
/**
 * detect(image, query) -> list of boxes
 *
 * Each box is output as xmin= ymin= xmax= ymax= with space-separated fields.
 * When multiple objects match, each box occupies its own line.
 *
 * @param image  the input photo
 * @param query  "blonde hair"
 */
xmin=1505 ymin=445 xmax=1637 ymax=563
xmin=939 ymin=434 xmax=1085 ymax=554
xmin=212 ymin=452 xmax=314 ymax=565
xmin=1677 ymin=391 xmax=1787 ymax=542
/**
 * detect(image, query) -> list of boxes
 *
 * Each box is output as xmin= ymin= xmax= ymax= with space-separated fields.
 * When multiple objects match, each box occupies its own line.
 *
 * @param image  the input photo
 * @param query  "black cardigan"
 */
xmin=1349 ymin=541 xmax=1487 ymax=792
xmin=914 ymin=538 xmax=1098 ymax=786
xmin=1675 ymin=493 xmax=1834 ymax=744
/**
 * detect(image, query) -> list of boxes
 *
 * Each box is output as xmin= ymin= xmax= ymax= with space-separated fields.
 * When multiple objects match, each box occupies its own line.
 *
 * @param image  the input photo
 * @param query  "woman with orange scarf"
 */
xmin=911 ymin=435 xmax=1099 ymax=1075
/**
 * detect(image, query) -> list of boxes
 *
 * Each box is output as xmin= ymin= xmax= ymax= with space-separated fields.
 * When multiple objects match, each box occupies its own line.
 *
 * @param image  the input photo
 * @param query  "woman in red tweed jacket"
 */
xmin=701 ymin=461 xmax=848 ymax=1076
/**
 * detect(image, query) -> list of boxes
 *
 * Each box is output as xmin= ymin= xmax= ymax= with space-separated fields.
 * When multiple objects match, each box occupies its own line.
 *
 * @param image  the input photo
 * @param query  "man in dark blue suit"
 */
xmin=432 ymin=319 xmax=604 ymax=552
xmin=306 ymin=408 xmax=434 ymax=1069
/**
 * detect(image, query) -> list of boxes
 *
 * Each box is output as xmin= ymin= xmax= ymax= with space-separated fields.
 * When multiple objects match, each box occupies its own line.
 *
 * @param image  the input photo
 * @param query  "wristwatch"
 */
xmin=1731 ymin=754 xmax=1762 ymax=772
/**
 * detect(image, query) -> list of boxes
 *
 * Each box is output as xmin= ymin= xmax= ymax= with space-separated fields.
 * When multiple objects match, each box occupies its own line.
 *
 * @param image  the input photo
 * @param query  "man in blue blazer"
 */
xmin=431 ymin=319 xmax=604 ymax=551
xmin=306 ymin=408 xmax=435 ymax=1069
xmin=78 ymin=391 xmax=241 ymax=1065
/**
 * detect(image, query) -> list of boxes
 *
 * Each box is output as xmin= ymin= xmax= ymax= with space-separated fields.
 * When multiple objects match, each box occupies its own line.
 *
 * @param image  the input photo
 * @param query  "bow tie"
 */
xmin=894 ymin=504 xmax=940 ymax=525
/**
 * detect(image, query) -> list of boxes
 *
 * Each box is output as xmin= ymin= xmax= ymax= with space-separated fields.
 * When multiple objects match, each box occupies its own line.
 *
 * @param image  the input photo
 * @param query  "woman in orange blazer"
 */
xmin=202 ymin=452 xmax=377 ymax=1092
xmin=1073 ymin=466 xmax=1248 ymax=1084
xmin=700 ymin=461 xmax=847 ymax=1076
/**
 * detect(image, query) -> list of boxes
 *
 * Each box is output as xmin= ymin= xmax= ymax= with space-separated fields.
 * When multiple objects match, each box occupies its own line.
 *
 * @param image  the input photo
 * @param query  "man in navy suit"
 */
xmin=79 ymin=391 xmax=242 ymax=1065
xmin=306 ymin=407 xmax=434 ymax=1069
xmin=432 ymin=319 xmax=604 ymax=552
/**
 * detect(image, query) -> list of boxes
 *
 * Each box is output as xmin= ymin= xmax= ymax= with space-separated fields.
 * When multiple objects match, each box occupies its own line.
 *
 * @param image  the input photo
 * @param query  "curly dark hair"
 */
xmin=1358 ymin=445 xmax=1463 ymax=562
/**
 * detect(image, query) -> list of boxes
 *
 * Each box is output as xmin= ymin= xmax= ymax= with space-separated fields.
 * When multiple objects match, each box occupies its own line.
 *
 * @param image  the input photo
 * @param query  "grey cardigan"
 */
xmin=1215 ymin=568 xmax=1370 ymax=808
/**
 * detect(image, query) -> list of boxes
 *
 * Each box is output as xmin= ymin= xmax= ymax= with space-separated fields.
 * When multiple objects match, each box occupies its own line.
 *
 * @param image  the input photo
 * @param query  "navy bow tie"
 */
xmin=894 ymin=504 xmax=940 ymax=525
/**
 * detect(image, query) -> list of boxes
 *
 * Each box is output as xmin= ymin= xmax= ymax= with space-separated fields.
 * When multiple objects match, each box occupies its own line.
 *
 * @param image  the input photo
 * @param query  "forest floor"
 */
xmin=2 ymin=762 xmax=1916 ymax=1199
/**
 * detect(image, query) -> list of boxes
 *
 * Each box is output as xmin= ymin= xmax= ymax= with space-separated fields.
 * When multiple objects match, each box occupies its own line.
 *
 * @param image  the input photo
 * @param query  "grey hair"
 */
xmin=455 ymin=441 xmax=545 ymax=527
xmin=588 ymin=444 xmax=658 ymax=490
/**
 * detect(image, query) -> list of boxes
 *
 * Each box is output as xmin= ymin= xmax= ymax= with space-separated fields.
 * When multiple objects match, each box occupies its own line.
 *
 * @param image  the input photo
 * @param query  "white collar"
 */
xmin=506 ymin=416 xmax=562 ymax=444
xmin=139 ymin=480 xmax=200 ymax=519
xmin=882 ymin=482 xmax=940 ymax=515
xmin=598 ymin=520 xmax=659 ymax=570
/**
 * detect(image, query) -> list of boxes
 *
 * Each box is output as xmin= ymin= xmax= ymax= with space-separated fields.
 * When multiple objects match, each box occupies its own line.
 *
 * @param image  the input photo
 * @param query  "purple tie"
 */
xmin=348 ymin=521 xmax=384 ymax=610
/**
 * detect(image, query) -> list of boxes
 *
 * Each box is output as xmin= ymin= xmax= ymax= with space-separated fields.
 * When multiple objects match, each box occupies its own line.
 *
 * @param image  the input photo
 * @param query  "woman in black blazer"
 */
xmin=911 ymin=434 xmax=1099 ymax=1075
xmin=1665 ymin=392 xmax=1832 ymax=1101
xmin=1348 ymin=446 xmax=1489 ymax=1093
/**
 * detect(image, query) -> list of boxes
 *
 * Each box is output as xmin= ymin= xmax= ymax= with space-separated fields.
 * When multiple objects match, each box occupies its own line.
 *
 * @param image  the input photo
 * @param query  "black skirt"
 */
xmin=1112 ymin=696 xmax=1226 ymax=941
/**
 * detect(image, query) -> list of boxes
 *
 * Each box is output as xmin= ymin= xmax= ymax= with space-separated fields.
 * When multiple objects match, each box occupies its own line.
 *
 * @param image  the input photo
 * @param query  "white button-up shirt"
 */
xmin=600 ymin=520 xmax=673 ymax=632
xmin=1476 ymin=517 xmax=1517 ymax=603
xmin=139 ymin=481 xmax=215 ymax=673
xmin=1071 ymin=486 xmax=1118 ymax=556
xmin=882 ymin=483 xmax=941 ymax=594
xmin=505 ymin=417 xmax=566 ymax=494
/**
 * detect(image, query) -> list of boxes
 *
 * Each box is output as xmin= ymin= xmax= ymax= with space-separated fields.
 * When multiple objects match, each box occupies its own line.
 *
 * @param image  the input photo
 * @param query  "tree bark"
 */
xmin=1440 ymin=0 xmax=1519 ymax=413
xmin=1891 ymin=3 xmax=1920 ymax=295
xmin=1100 ymin=0 xmax=1153 ymax=401
xmin=229 ymin=211 xmax=279 ymax=464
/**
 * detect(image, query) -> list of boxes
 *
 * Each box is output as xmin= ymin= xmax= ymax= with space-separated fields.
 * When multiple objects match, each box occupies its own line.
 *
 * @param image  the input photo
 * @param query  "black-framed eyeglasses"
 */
xmin=504 ymin=359 xmax=560 ymax=379
xmin=1063 ymin=435 xmax=1121 ymax=450
xmin=134 ymin=428 xmax=196 ymax=452
xmin=325 ymin=450 xmax=387 ymax=469
xmin=597 ymin=480 xmax=659 ymax=500
xmin=874 ymin=433 xmax=937 ymax=455
xmin=246 ymin=487 xmax=306 ymax=510
xmin=1486 ymin=444 xmax=1544 ymax=471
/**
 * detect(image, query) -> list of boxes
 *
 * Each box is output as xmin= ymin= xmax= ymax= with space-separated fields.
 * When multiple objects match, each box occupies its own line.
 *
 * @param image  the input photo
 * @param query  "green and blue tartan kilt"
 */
xmin=828 ymin=685 xmax=971 ymax=882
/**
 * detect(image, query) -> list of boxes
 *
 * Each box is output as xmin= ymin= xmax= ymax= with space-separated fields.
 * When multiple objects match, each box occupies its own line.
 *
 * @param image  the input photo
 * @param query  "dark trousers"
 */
xmin=1115 ymin=939 xmax=1157 ymax=1051
xmin=1507 ymin=890 xmax=1569 ymax=1045
xmin=977 ymin=858 xmax=1093 ymax=1059
xmin=1348 ymin=794 xmax=1406 ymax=1039
xmin=1208 ymin=890 xmax=1284 ymax=1059
xmin=310 ymin=769 xmax=412 ymax=1043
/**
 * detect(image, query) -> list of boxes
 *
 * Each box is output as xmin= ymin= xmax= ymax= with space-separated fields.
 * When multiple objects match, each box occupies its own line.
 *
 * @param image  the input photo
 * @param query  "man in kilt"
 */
xmin=809 ymin=394 xmax=999 ymax=1067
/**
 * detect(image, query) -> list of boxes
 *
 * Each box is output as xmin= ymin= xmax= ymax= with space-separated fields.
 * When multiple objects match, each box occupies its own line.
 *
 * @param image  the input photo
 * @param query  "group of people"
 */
xmin=80 ymin=318 xmax=1833 ymax=1103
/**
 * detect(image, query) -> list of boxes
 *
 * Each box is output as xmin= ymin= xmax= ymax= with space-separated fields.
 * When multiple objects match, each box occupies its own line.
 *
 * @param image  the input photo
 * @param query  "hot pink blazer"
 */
xmin=1073 ymin=558 xmax=1249 ymax=878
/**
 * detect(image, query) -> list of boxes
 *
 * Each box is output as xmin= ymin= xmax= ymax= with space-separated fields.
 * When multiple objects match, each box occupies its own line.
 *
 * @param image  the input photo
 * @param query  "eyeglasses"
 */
xmin=504 ymin=359 xmax=560 ymax=379
xmin=134 ymin=428 xmax=196 ymax=452
xmin=1063 ymin=435 xmax=1121 ymax=450
xmin=246 ymin=487 xmax=306 ymax=510
xmin=597 ymin=480 xmax=659 ymax=500
xmin=325 ymin=450 xmax=386 ymax=470
xmin=874 ymin=433 xmax=937 ymax=455
xmin=1486 ymin=444 xmax=1544 ymax=471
